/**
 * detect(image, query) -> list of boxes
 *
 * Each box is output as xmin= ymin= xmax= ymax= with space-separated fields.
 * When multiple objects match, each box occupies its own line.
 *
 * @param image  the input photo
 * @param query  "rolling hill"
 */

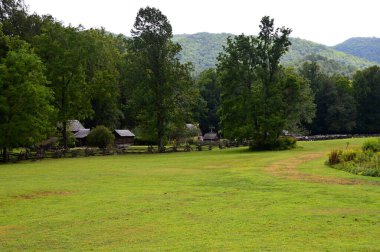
xmin=334 ymin=37 xmax=380 ymax=64
xmin=173 ymin=33 xmax=378 ymax=76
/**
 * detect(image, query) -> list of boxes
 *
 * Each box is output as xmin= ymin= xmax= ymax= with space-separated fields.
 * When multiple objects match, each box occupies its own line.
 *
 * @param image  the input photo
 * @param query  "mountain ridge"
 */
xmin=172 ymin=33 xmax=378 ymax=75
xmin=334 ymin=37 xmax=380 ymax=64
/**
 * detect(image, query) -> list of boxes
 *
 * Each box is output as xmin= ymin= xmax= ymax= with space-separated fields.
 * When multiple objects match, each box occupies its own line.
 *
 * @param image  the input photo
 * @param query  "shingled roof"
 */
xmin=203 ymin=132 xmax=218 ymax=141
xmin=68 ymin=120 xmax=85 ymax=132
xmin=114 ymin=130 xmax=135 ymax=137
xmin=74 ymin=129 xmax=90 ymax=139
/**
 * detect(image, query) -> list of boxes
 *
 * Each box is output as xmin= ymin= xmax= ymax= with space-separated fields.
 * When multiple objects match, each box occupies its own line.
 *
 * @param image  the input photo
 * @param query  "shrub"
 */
xmin=362 ymin=139 xmax=380 ymax=152
xmin=87 ymin=126 xmax=115 ymax=149
xmin=341 ymin=149 xmax=357 ymax=162
xmin=134 ymin=137 xmax=156 ymax=146
xmin=328 ymin=149 xmax=342 ymax=165
xmin=250 ymin=136 xmax=297 ymax=151
xmin=277 ymin=136 xmax=297 ymax=150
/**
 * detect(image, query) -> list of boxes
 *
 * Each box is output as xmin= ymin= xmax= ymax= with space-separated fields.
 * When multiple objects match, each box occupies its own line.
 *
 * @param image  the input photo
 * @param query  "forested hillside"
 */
xmin=173 ymin=33 xmax=231 ymax=73
xmin=334 ymin=37 xmax=380 ymax=64
xmin=173 ymin=33 xmax=377 ymax=75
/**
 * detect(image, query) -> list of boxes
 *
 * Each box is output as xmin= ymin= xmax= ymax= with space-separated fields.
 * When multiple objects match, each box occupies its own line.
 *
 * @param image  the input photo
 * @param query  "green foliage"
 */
xmin=328 ymin=149 xmax=342 ymax=165
xmin=250 ymin=136 xmax=297 ymax=150
xmin=300 ymin=62 xmax=357 ymax=134
xmin=81 ymin=28 xmax=123 ymax=129
xmin=334 ymin=37 xmax=380 ymax=64
xmin=195 ymin=68 xmax=220 ymax=133
xmin=328 ymin=139 xmax=380 ymax=177
xmin=0 ymin=33 xmax=53 ymax=161
xmin=362 ymin=139 xmax=380 ymax=152
xmin=172 ymin=33 xmax=376 ymax=75
xmin=353 ymin=66 xmax=380 ymax=133
xmin=33 ymin=21 xmax=93 ymax=147
xmin=86 ymin=125 xmax=115 ymax=148
xmin=128 ymin=7 xmax=198 ymax=151
xmin=277 ymin=136 xmax=297 ymax=150
xmin=218 ymin=17 xmax=314 ymax=149
xmin=173 ymin=33 xmax=231 ymax=74
xmin=294 ymin=54 xmax=358 ymax=77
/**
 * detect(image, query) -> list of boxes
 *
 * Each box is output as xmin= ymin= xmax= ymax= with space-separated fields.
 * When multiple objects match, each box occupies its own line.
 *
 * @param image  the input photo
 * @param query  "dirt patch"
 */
xmin=265 ymin=153 xmax=380 ymax=185
xmin=0 ymin=225 xmax=21 ymax=236
xmin=12 ymin=191 xmax=72 ymax=200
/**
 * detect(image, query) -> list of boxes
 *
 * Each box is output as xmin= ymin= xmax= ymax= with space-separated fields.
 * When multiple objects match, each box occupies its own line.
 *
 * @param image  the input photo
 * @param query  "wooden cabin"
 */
xmin=114 ymin=130 xmax=135 ymax=146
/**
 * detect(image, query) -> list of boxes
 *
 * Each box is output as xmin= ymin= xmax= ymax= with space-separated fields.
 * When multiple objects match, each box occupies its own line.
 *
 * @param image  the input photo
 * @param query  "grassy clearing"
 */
xmin=0 ymin=138 xmax=379 ymax=251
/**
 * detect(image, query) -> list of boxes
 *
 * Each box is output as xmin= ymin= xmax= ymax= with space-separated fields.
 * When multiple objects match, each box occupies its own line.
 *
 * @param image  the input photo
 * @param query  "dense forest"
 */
xmin=1 ymin=0 xmax=380 ymax=160
xmin=174 ymin=33 xmax=377 ymax=75
xmin=334 ymin=37 xmax=380 ymax=64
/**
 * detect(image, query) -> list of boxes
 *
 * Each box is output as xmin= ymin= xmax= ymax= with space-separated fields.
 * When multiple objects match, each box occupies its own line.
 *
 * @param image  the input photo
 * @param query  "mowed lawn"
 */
xmin=0 ymin=139 xmax=379 ymax=251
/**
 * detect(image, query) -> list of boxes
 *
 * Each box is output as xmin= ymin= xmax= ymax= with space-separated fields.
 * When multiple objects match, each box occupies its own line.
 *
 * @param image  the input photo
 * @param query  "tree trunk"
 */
xmin=2 ymin=147 xmax=8 ymax=163
xmin=62 ymin=121 xmax=67 ymax=149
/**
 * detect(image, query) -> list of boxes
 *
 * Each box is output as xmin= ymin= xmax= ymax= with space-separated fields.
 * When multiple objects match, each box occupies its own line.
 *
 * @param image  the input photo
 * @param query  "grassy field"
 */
xmin=0 ymin=138 xmax=379 ymax=251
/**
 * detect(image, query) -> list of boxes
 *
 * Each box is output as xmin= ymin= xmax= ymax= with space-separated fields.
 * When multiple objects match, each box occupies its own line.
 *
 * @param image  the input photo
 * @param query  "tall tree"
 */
xmin=0 ymin=0 xmax=53 ymax=42
xmin=129 ymin=7 xmax=196 ymax=151
xmin=353 ymin=66 xmax=380 ymax=133
xmin=82 ymin=28 xmax=123 ymax=129
xmin=195 ymin=68 xmax=220 ymax=134
xmin=0 ymin=31 xmax=53 ymax=162
xmin=218 ymin=16 xmax=314 ymax=149
xmin=33 ymin=22 xmax=92 ymax=147
xmin=300 ymin=62 xmax=357 ymax=134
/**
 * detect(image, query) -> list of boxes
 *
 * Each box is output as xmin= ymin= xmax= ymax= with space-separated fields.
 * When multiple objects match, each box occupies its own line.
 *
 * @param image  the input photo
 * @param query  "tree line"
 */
xmin=1 ymin=0 xmax=380 ymax=160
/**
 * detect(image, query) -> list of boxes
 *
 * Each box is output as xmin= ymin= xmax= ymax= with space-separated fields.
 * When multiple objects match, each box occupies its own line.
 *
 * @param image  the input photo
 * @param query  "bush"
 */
xmin=341 ymin=149 xmax=357 ymax=162
xmin=249 ymin=136 xmax=297 ymax=151
xmin=277 ymin=136 xmax=297 ymax=150
xmin=87 ymin=126 xmax=115 ymax=149
xmin=327 ymin=146 xmax=380 ymax=177
xmin=134 ymin=137 xmax=156 ymax=146
xmin=328 ymin=149 xmax=342 ymax=165
xmin=362 ymin=139 xmax=380 ymax=152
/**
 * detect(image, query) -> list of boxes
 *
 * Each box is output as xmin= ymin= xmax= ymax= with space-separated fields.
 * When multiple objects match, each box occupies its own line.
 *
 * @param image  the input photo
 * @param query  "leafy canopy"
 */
xmin=217 ymin=16 xmax=314 ymax=149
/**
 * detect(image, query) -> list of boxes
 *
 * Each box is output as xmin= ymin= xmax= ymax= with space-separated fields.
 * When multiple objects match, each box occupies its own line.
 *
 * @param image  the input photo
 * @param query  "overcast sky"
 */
xmin=26 ymin=0 xmax=380 ymax=46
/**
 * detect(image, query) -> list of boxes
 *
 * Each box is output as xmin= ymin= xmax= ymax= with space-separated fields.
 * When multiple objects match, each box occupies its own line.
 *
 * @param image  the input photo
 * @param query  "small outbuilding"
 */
xmin=203 ymin=132 xmax=219 ymax=142
xmin=68 ymin=120 xmax=85 ymax=133
xmin=74 ymin=129 xmax=91 ymax=146
xmin=114 ymin=130 xmax=135 ymax=146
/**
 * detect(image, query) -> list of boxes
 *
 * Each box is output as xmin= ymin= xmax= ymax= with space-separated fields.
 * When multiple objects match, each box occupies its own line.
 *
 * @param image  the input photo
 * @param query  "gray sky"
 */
xmin=26 ymin=0 xmax=380 ymax=46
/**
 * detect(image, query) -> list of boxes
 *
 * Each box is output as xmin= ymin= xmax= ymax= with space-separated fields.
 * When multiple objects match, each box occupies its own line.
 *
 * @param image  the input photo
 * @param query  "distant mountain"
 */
xmin=173 ymin=33 xmax=231 ymax=74
xmin=173 ymin=33 xmax=377 ymax=76
xmin=333 ymin=37 xmax=380 ymax=64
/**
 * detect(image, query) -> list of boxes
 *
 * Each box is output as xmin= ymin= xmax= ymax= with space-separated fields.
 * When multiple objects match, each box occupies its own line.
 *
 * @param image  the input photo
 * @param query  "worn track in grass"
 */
xmin=265 ymin=152 xmax=380 ymax=185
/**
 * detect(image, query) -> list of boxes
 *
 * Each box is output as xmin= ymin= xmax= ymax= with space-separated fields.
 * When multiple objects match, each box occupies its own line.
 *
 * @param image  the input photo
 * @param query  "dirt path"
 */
xmin=265 ymin=152 xmax=380 ymax=185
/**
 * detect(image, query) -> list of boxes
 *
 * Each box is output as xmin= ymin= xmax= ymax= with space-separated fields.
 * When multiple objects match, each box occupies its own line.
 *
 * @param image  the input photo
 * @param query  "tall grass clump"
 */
xmin=327 ymin=139 xmax=380 ymax=177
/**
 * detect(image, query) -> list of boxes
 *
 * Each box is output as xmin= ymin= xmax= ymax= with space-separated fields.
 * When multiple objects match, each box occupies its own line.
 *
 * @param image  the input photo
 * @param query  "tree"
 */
xmin=325 ymin=76 xmax=356 ymax=133
xmin=129 ymin=7 xmax=197 ymax=151
xmin=33 ymin=21 xmax=93 ymax=148
xmin=195 ymin=68 xmax=220 ymax=134
xmin=0 ymin=0 xmax=28 ymax=37
xmin=217 ymin=16 xmax=314 ymax=149
xmin=300 ymin=62 xmax=357 ymax=134
xmin=353 ymin=66 xmax=380 ymax=133
xmin=0 ymin=31 xmax=53 ymax=162
xmin=0 ymin=0 xmax=54 ymax=42
xmin=82 ymin=28 xmax=123 ymax=129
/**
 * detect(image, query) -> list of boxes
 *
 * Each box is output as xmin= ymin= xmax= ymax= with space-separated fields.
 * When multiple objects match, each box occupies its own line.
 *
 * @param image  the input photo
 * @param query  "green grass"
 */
xmin=0 ymin=138 xmax=379 ymax=251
